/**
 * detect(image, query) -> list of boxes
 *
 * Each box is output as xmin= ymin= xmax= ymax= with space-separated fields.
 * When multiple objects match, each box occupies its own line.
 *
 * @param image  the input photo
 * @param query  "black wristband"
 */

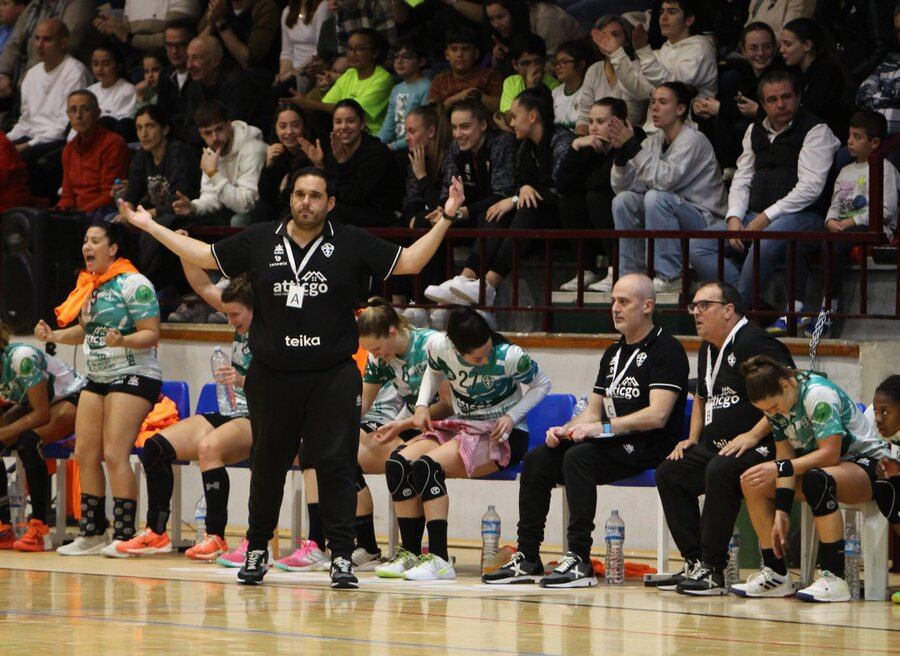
xmin=774 ymin=486 xmax=795 ymax=513
xmin=441 ymin=212 xmax=455 ymax=223
xmin=775 ymin=459 xmax=794 ymax=478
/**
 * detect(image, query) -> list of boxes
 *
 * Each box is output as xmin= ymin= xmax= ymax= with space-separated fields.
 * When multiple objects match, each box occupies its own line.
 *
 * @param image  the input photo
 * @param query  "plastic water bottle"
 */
xmin=112 ymin=178 xmax=126 ymax=203
xmin=8 ymin=476 xmax=25 ymax=537
xmin=211 ymin=347 xmax=236 ymax=414
xmin=725 ymin=527 xmax=741 ymax=587
xmin=604 ymin=509 xmax=625 ymax=584
xmin=573 ymin=396 xmax=589 ymax=417
xmin=194 ymin=495 xmax=207 ymax=544
xmin=844 ymin=513 xmax=861 ymax=602
xmin=481 ymin=505 xmax=501 ymax=573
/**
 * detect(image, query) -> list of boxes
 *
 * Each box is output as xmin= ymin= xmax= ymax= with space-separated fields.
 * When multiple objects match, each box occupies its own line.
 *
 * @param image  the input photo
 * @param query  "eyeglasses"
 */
xmin=554 ymin=58 xmax=576 ymax=67
xmin=686 ymin=300 xmax=728 ymax=314
xmin=346 ymin=45 xmax=373 ymax=54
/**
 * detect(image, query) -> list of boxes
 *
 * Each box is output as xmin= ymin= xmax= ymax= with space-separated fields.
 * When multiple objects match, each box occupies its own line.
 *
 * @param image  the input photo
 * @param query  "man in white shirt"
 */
xmin=690 ymin=69 xmax=841 ymax=309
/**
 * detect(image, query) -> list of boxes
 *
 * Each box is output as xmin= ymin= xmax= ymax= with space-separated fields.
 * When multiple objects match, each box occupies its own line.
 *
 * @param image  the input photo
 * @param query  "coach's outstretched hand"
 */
xmin=118 ymin=200 xmax=154 ymax=231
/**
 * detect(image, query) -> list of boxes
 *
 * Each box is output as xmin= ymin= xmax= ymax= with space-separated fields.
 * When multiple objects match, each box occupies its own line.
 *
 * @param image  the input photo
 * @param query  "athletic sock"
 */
xmin=818 ymin=539 xmax=845 ymax=579
xmin=355 ymin=512 xmax=379 ymax=554
xmin=112 ymin=497 xmax=137 ymax=540
xmin=201 ymin=467 xmax=229 ymax=538
xmin=307 ymin=502 xmax=324 ymax=549
xmin=398 ymin=516 xmax=425 ymax=554
xmin=80 ymin=493 xmax=107 ymax=536
xmin=0 ymin=462 xmax=9 ymax=524
xmin=426 ymin=519 xmax=449 ymax=561
xmin=761 ymin=548 xmax=787 ymax=576
xmin=16 ymin=431 xmax=49 ymax=523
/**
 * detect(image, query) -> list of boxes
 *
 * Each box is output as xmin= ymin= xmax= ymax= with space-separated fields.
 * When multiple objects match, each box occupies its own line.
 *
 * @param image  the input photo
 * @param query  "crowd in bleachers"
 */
xmin=0 ymin=0 xmax=898 ymax=335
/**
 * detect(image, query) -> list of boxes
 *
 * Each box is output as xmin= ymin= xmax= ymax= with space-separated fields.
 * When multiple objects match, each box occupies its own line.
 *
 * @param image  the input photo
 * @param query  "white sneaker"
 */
xmin=730 ymin=567 xmax=795 ymax=598
xmin=424 ymin=277 xmax=468 ymax=305
xmin=586 ymin=267 xmax=614 ymax=292
xmin=376 ymin=548 xmax=419 ymax=578
xmin=352 ymin=547 xmax=383 ymax=571
xmin=653 ymin=276 xmax=682 ymax=294
xmin=560 ymin=270 xmax=601 ymax=292
xmin=101 ymin=539 xmax=133 ymax=558
xmin=796 ymin=570 xmax=851 ymax=603
xmin=449 ymin=277 xmax=496 ymax=305
xmin=57 ymin=533 xmax=110 ymax=556
xmin=403 ymin=553 xmax=456 ymax=581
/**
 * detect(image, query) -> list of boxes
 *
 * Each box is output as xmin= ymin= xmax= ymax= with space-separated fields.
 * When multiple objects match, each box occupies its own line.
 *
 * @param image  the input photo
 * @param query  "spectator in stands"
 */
xmin=252 ymin=102 xmax=312 ymax=223
xmin=693 ymin=22 xmax=785 ymax=171
xmin=607 ymin=0 xmax=717 ymax=135
xmin=274 ymin=0 xmax=332 ymax=94
xmin=291 ymin=28 xmax=394 ymax=134
xmin=423 ymin=98 xmax=517 ymax=304
xmin=173 ymin=100 xmax=267 ymax=227
xmin=301 ymin=98 xmax=402 ymax=226
xmin=403 ymin=104 xmax=451 ymax=225
xmin=485 ymin=0 xmax=583 ymax=74
xmin=331 ymin=0 xmax=396 ymax=56
xmin=551 ymin=39 xmax=591 ymax=131
xmin=0 ymin=0 xmax=93 ymax=93
xmin=6 ymin=19 xmax=90 ymax=196
xmin=86 ymin=43 xmax=136 ymax=139
xmin=579 ymin=15 xmax=647 ymax=135
xmin=815 ymin=0 xmax=894 ymax=86
xmin=56 ymin=89 xmax=130 ymax=212
xmin=0 ymin=128 xmax=28 ymax=209
xmin=135 ymin=49 xmax=165 ymax=113
xmin=745 ymin=0 xmax=812 ymax=38
xmin=93 ymin=0 xmax=200 ymax=61
xmin=611 ymin=81 xmax=726 ymax=292
xmin=557 ymin=97 xmax=638 ymax=293
xmin=118 ymin=105 xmax=199 ymax=288
xmin=855 ymin=6 xmax=900 ymax=136
xmin=484 ymin=273 xmax=689 ymax=588
xmin=428 ymin=27 xmax=503 ymax=114
xmin=155 ymin=19 xmax=196 ymax=136
xmin=198 ymin=0 xmax=281 ymax=74
xmin=497 ymin=33 xmax=560 ymax=128
xmin=779 ymin=18 xmax=852 ymax=139
xmin=690 ymin=70 xmax=841 ymax=310
xmin=440 ymin=87 xmax=575 ymax=306
xmin=0 ymin=0 xmax=26 ymax=54
xmin=378 ymin=37 xmax=431 ymax=154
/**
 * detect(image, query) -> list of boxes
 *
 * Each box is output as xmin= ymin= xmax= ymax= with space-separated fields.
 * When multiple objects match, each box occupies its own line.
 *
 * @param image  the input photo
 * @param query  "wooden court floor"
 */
xmin=0 ymin=549 xmax=897 ymax=655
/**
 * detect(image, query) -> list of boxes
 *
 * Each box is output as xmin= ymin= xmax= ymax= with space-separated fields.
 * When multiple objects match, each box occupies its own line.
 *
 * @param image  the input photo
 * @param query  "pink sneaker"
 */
xmin=216 ymin=538 xmax=249 ymax=568
xmin=274 ymin=539 xmax=328 ymax=572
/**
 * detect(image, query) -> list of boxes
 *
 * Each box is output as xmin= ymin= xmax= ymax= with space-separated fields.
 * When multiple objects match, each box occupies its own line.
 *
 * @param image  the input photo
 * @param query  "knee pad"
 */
xmin=385 ymin=450 xmax=415 ymax=502
xmin=873 ymin=478 xmax=900 ymax=525
xmin=354 ymin=464 xmax=368 ymax=492
xmin=410 ymin=455 xmax=447 ymax=503
xmin=140 ymin=433 xmax=176 ymax=472
xmin=802 ymin=468 xmax=839 ymax=517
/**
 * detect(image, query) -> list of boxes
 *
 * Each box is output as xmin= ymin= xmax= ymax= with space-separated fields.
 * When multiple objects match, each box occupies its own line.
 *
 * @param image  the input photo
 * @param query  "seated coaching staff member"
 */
xmin=120 ymin=168 xmax=466 ymax=590
xmin=484 ymin=274 xmax=689 ymax=588
xmin=653 ymin=281 xmax=794 ymax=596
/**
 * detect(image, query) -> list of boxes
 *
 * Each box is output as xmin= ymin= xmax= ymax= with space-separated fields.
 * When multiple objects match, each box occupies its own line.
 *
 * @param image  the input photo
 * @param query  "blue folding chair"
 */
xmin=160 ymin=380 xmax=191 ymax=420
xmin=195 ymin=383 xmax=218 ymax=414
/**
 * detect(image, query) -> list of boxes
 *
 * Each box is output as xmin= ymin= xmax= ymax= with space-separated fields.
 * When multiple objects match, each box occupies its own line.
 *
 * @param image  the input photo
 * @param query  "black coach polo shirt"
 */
xmin=697 ymin=321 xmax=795 ymax=450
xmin=593 ymin=326 xmax=689 ymax=450
xmin=212 ymin=220 xmax=402 ymax=372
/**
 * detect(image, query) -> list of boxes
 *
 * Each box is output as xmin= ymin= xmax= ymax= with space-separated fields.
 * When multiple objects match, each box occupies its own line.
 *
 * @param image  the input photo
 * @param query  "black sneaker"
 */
xmin=237 ymin=549 xmax=269 ymax=585
xmin=539 ymin=552 xmax=597 ymax=588
xmin=651 ymin=559 xmax=698 ymax=591
xmin=676 ymin=563 xmax=728 ymax=596
xmin=482 ymin=551 xmax=544 ymax=584
xmin=330 ymin=556 xmax=359 ymax=589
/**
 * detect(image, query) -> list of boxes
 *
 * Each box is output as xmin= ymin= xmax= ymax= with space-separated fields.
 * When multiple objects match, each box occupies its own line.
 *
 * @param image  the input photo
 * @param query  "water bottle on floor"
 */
xmin=844 ymin=513 xmax=861 ymax=601
xmin=481 ymin=505 xmax=501 ymax=574
xmin=725 ymin=527 xmax=741 ymax=587
xmin=604 ymin=510 xmax=625 ymax=584
xmin=211 ymin=347 xmax=236 ymax=414
xmin=194 ymin=495 xmax=207 ymax=544
xmin=9 ymin=476 xmax=25 ymax=537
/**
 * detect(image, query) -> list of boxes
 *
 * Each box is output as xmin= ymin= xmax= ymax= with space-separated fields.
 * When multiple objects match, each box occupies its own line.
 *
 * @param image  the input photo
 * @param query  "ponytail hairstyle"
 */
xmin=357 ymin=296 xmax=409 ymax=339
xmin=220 ymin=274 xmax=253 ymax=309
xmin=0 ymin=320 xmax=11 ymax=350
xmin=740 ymin=355 xmax=799 ymax=404
xmin=446 ymin=307 xmax=508 ymax=355
xmin=407 ymin=103 xmax=451 ymax=183
xmin=657 ymin=81 xmax=696 ymax=123
xmin=875 ymin=375 xmax=900 ymax=405
xmin=513 ymin=84 xmax=555 ymax=131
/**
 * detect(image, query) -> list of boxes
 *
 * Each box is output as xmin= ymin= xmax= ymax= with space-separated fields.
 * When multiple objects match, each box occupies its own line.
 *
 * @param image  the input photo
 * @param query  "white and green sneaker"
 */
xmin=375 ymin=548 xmax=419 ymax=578
xmin=403 ymin=553 xmax=456 ymax=581
xmin=796 ymin=570 xmax=851 ymax=603
xmin=57 ymin=534 xmax=110 ymax=556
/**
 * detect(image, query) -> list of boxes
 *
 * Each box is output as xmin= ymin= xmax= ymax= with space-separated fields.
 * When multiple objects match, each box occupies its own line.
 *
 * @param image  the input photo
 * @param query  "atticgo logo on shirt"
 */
xmin=284 ymin=334 xmax=321 ymax=347
xmin=612 ymin=376 xmax=641 ymax=399
xmin=301 ymin=271 xmax=329 ymax=296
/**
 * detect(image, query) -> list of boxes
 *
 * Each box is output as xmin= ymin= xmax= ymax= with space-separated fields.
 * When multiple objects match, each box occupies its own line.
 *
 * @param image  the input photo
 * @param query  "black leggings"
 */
xmin=464 ymin=202 xmax=561 ymax=278
xmin=558 ymin=190 xmax=616 ymax=272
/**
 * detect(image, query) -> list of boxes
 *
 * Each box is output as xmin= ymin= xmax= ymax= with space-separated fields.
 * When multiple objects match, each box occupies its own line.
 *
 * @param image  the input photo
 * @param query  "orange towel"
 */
xmin=54 ymin=258 xmax=139 ymax=327
xmin=353 ymin=346 xmax=368 ymax=374
xmin=134 ymin=395 xmax=181 ymax=446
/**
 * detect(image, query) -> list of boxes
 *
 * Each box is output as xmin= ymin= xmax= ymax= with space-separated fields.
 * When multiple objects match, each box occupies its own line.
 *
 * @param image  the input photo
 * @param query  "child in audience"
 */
xmin=497 ymin=33 xmax=560 ymax=129
xmin=378 ymin=38 xmax=431 ymax=154
xmin=86 ymin=43 xmax=136 ymax=140
xmin=135 ymin=50 xmax=165 ymax=113
xmin=551 ymin=39 xmax=591 ymax=131
xmin=428 ymin=27 xmax=503 ymax=113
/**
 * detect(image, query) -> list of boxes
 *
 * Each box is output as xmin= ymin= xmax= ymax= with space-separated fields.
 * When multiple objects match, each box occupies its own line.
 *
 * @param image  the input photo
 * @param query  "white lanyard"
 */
xmin=283 ymin=235 xmax=323 ymax=283
xmin=705 ymin=317 xmax=748 ymax=396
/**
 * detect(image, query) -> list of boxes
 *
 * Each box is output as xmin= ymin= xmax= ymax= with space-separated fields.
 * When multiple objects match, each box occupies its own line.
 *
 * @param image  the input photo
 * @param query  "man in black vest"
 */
xmin=690 ymin=69 xmax=840 ymax=309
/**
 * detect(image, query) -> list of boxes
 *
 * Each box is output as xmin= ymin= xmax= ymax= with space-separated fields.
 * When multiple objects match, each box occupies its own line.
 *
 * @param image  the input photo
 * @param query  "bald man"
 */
xmin=484 ymin=274 xmax=689 ymax=588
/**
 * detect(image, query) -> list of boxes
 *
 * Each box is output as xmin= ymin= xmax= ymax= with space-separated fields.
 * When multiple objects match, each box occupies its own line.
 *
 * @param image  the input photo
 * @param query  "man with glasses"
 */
xmin=156 ymin=19 xmax=196 ymax=139
xmin=652 ymin=280 xmax=794 ymax=596
xmin=498 ymin=33 xmax=559 ymax=119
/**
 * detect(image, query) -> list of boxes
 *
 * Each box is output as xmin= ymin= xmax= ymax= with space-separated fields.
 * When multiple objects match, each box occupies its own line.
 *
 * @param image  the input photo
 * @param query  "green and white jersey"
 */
xmin=80 ymin=272 xmax=162 ymax=382
xmin=769 ymin=374 xmax=888 ymax=460
xmin=363 ymin=327 xmax=440 ymax=411
xmin=229 ymin=332 xmax=252 ymax=417
xmin=0 ymin=343 xmax=85 ymax=406
xmin=362 ymin=384 xmax=408 ymax=425
xmin=426 ymin=334 xmax=539 ymax=427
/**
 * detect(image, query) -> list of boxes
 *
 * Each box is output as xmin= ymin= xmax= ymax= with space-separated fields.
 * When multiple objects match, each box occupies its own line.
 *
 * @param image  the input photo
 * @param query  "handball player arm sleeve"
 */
xmin=505 ymin=369 xmax=551 ymax=425
xmin=415 ymin=366 xmax=443 ymax=410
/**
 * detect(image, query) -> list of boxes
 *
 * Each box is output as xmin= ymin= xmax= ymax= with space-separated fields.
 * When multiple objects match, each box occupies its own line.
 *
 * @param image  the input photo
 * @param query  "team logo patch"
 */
xmin=727 ymin=353 xmax=736 ymax=367
xmin=274 ymin=243 xmax=284 ymax=255
xmin=516 ymin=354 xmax=534 ymax=374
xmin=134 ymin=285 xmax=154 ymax=304
xmin=756 ymin=446 xmax=770 ymax=457
xmin=321 ymin=243 xmax=334 ymax=257
xmin=356 ymin=394 xmax=362 ymax=407
xmin=812 ymin=402 xmax=833 ymax=423
xmin=636 ymin=352 xmax=647 ymax=368
xmin=623 ymin=443 xmax=634 ymax=454
xmin=430 ymin=486 xmax=441 ymax=496
xmin=18 ymin=357 xmax=34 ymax=375
xmin=127 ymin=376 xmax=140 ymax=386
